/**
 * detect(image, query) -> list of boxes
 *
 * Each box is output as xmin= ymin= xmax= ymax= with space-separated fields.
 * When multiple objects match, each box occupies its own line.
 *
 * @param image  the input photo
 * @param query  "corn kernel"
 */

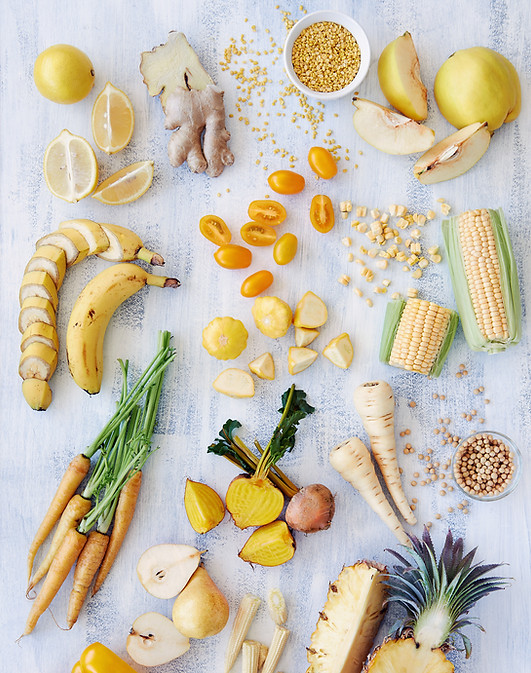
xmin=382 ymin=278 xmax=391 ymax=287
xmin=366 ymin=298 xmax=373 ymax=307
xmin=376 ymin=259 xmax=388 ymax=270
xmin=391 ymin=292 xmax=401 ymax=300
xmin=356 ymin=206 xmax=367 ymax=217
xmin=342 ymin=237 xmax=352 ymax=247
xmin=370 ymin=208 xmax=380 ymax=219
xmin=347 ymin=252 xmax=354 ymax=262
xmin=430 ymin=254 xmax=442 ymax=264
xmin=338 ymin=274 xmax=351 ymax=286
xmin=407 ymin=287 xmax=418 ymax=298
xmin=396 ymin=205 xmax=408 ymax=217
xmin=353 ymin=286 xmax=363 ymax=297
xmin=428 ymin=245 xmax=440 ymax=255
xmin=357 ymin=222 xmax=368 ymax=233
xmin=427 ymin=210 xmax=436 ymax=220
xmin=412 ymin=269 xmax=423 ymax=279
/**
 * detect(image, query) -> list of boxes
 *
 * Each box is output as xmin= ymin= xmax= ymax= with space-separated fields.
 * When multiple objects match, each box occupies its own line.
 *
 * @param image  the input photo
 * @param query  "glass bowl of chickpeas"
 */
xmin=283 ymin=11 xmax=371 ymax=101
xmin=452 ymin=431 xmax=522 ymax=501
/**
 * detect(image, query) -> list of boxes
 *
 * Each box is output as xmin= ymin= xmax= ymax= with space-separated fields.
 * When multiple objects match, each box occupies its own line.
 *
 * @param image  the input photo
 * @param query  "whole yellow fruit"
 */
xmin=434 ymin=47 xmax=520 ymax=132
xmin=34 ymin=44 xmax=95 ymax=104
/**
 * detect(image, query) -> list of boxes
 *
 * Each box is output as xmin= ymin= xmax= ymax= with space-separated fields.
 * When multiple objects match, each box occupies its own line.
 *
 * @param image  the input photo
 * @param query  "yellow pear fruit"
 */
xmin=434 ymin=47 xmax=521 ymax=132
xmin=378 ymin=32 xmax=427 ymax=121
xmin=172 ymin=566 xmax=229 ymax=639
xmin=413 ymin=121 xmax=491 ymax=184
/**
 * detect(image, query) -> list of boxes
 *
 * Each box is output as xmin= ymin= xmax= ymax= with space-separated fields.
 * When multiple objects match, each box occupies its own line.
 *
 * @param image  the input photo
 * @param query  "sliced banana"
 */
xmin=19 ymin=271 xmax=59 ymax=310
xmin=24 ymin=245 xmax=67 ymax=289
xmin=22 ymin=379 xmax=53 ymax=411
xmin=19 ymin=342 xmax=58 ymax=380
xmin=20 ymin=321 xmax=59 ymax=352
xmin=59 ymin=219 xmax=110 ymax=254
xmin=35 ymin=228 xmax=90 ymax=266
xmin=19 ymin=296 xmax=56 ymax=334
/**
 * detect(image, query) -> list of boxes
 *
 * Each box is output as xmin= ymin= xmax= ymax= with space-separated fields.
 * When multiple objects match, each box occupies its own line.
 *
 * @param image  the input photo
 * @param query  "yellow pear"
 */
xmin=172 ymin=566 xmax=229 ymax=639
xmin=434 ymin=47 xmax=521 ymax=132
xmin=378 ymin=32 xmax=427 ymax=121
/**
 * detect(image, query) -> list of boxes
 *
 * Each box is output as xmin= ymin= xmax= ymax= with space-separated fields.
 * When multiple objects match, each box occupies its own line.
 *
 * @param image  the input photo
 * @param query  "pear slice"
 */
xmin=413 ymin=121 xmax=491 ymax=184
xmin=294 ymin=326 xmax=319 ymax=347
xmin=288 ymin=347 xmax=318 ymax=375
xmin=213 ymin=368 xmax=255 ymax=398
xmin=378 ymin=32 xmax=427 ymax=121
xmin=248 ymin=352 xmax=275 ymax=380
xmin=293 ymin=291 xmax=328 ymax=328
xmin=352 ymin=98 xmax=435 ymax=155
xmin=323 ymin=333 xmax=354 ymax=369
xmin=127 ymin=612 xmax=190 ymax=667
xmin=136 ymin=544 xmax=202 ymax=599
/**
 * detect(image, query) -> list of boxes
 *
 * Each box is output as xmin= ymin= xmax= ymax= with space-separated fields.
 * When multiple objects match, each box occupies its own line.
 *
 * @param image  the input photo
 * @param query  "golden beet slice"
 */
xmin=239 ymin=521 xmax=295 ymax=567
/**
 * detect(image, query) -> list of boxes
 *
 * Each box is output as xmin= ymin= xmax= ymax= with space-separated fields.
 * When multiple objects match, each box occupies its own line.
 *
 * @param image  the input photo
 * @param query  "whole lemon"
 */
xmin=434 ymin=47 xmax=521 ymax=132
xmin=34 ymin=44 xmax=95 ymax=104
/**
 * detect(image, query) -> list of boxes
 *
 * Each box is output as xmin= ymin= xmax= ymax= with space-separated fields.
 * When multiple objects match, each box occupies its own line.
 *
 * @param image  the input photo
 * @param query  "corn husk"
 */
xmin=442 ymin=207 xmax=521 ymax=353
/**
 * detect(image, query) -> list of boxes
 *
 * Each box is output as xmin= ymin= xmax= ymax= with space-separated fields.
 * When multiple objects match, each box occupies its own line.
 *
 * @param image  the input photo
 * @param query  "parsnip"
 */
xmin=329 ymin=437 xmax=411 ymax=546
xmin=353 ymin=381 xmax=416 ymax=524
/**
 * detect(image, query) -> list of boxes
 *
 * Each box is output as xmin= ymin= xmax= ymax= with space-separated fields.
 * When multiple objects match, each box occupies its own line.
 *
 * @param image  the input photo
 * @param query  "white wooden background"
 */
xmin=1 ymin=1 xmax=530 ymax=671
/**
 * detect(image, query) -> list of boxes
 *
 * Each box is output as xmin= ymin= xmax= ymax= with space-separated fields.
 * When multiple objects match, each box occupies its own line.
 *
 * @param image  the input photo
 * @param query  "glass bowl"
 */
xmin=451 ymin=430 xmax=522 ymax=502
xmin=283 ymin=10 xmax=371 ymax=101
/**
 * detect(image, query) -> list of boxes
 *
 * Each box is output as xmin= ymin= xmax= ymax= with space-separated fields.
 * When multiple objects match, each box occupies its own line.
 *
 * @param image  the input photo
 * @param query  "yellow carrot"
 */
xmin=66 ymin=531 xmax=109 ymax=628
xmin=27 ymin=494 xmax=91 ymax=593
xmin=353 ymin=381 xmax=416 ymax=525
xmin=27 ymin=453 xmax=90 ymax=583
xmin=329 ymin=437 xmax=411 ymax=546
xmin=91 ymin=470 xmax=142 ymax=596
xmin=23 ymin=528 xmax=87 ymax=635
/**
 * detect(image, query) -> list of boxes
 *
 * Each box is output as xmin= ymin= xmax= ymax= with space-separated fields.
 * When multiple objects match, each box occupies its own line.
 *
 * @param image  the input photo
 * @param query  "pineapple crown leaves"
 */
xmin=385 ymin=527 xmax=511 ymax=658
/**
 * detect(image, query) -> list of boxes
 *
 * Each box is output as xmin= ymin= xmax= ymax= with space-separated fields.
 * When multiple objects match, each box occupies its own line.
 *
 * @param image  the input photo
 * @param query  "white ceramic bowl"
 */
xmin=283 ymin=10 xmax=371 ymax=101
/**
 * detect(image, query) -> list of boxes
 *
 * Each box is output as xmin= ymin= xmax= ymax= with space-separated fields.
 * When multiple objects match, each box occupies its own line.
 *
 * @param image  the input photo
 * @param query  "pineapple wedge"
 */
xmin=248 ymin=352 xmax=275 ymax=380
xmin=307 ymin=562 xmax=387 ymax=673
xmin=294 ymin=291 xmax=328 ymax=328
xmin=323 ymin=333 xmax=354 ymax=369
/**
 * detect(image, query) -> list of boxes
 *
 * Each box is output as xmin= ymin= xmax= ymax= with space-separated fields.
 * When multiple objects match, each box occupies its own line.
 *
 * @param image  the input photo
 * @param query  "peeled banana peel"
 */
xmin=67 ymin=263 xmax=180 ymax=395
xmin=18 ymin=220 xmax=169 ymax=409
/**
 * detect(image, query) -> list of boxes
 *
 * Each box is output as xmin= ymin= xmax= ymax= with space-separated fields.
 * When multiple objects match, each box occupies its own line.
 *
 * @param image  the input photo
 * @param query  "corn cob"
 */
xmin=380 ymin=297 xmax=458 ymax=376
xmin=442 ymin=208 xmax=521 ymax=353
xmin=224 ymin=593 xmax=261 ymax=673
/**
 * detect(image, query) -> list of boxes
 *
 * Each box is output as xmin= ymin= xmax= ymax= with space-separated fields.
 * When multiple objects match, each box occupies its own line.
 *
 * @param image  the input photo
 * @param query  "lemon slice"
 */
xmin=43 ymin=129 xmax=98 ymax=203
xmin=91 ymin=82 xmax=135 ymax=154
xmin=91 ymin=160 xmax=154 ymax=205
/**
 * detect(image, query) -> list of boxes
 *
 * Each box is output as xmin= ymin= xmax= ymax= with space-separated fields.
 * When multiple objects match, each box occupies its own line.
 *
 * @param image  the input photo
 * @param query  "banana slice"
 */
xmin=35 ymin=228 xmax=90 ymax=266
xmin=19 ymin=296 xmax=56 ymax=333
xmin=20 ymin=321 xmax=59 ymax=352
xmin=24 ymin=245 xmax=67 ymax=289
xmin=59 ymin=219 xmax=110 ymax=254
xmin=97 ymin=222 xmax=164 ymax=265
xmin=19 ymin=271 xmax=59 ymax=310
xmin=19 ymin=342 xmax=58 ymax=380
xmin=22 ymin=379 xmax=53 ymax=411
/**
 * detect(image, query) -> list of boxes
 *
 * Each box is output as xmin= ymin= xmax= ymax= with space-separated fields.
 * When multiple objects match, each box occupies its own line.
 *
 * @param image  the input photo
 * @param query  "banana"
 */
xmin=36 ymin=228 xmax=90 ymax=266
xmin=19 ymin=342 xmax=58 ymax=381
xmin=59 ymin=219 xmax=110 ymax=254
xmin=21 ymin=321 xmax=59 ymax=352
xmin=22 ymin=379 xmax=53 ymax=411
xmin=66 ymin=263 xmax=180 ymax=394
xmin=19 ymin=270 xmax=59 ymax=310
xmin=19 ymin=296 xmax=56 ymax=334
xmin=25 ymin=245 xmax=67 ymax=289
xmin=98 ymin=222 xmax=165 ymax=266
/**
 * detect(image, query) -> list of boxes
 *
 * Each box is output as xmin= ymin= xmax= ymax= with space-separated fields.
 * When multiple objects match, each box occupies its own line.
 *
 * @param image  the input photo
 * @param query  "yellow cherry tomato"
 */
xmin=240 ymin=222 xmax=277 ymax=247
xmin=199 ymin=214 xmax=232 ymax=245
xmin=248 ymin=200 xmax=287 ymax=225
xmin=310 ymin=195 xmax=335 ymax=233
xmin=267 ymin=170 xmax=305 ymax=195
xmin=308 ymin=146 xmax=338 ymax=179
xmin=75 ymin=643 xmax=136 ymax=673
xmin=241 ymin=270 xmax=274 ymax=298
xmin=273 ymin=233 xmax=298 ymax=265
xmin=214 ymin=244 xmax=252 ymax=269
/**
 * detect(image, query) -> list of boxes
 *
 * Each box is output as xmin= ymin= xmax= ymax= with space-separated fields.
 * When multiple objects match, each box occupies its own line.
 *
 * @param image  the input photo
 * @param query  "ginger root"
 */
xmin=140 ymin=31 xmax=234 ymax=177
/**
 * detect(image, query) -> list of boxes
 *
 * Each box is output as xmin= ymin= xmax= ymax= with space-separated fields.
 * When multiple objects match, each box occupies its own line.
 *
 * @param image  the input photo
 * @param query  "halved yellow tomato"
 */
xmin=273 ymin=233 xmax=298 ymax=265
xmin=310 ymin=195 xmax=335 ymax=233
xmin=199 ymin=215 xmax=232 ymax=245
xmin=241 ymin=270 xmax=274 ymax=298
xmin=214 ymin=244 xmax=252 ymax=269
xmin=240 ymin=222 xmax=277 ymax=247
xmin=248 ymin=200 xmax=287 ymax=225
xmin=267 ymin=170 xmax=305 ymax=195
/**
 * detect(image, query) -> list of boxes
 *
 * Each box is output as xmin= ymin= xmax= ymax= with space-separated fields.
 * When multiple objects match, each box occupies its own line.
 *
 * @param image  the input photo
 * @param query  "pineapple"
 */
xmin=365 ymin=528 xmax=510 ymax=673
xmin=307 ymin=562 xmax=388 ymax=673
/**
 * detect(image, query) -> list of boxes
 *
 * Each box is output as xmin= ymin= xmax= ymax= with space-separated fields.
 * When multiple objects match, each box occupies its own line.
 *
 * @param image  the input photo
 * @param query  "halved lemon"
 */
xmin=91 ymin=82 xmax=135 ymax=154
xmin=43 ymin=129 xmax=98 ymax=203
xmin=91 ymin=160 xmax=154 ymax=205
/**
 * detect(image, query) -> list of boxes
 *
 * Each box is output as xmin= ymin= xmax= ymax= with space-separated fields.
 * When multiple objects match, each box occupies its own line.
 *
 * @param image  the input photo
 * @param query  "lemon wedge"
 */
xmin=43 ymin=129 xmax=98 ymax=203
xmin=91 ymin=160 xmax=154 ymax=205
xmin=91 ymin=82 xmax=135 ymax=154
